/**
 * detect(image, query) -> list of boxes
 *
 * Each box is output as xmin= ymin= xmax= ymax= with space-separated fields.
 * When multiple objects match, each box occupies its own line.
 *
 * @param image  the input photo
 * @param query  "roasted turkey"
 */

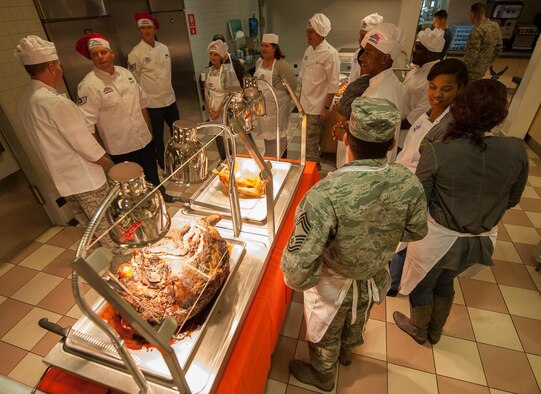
xmin=116 ymin=214 xmax=229 ymax=326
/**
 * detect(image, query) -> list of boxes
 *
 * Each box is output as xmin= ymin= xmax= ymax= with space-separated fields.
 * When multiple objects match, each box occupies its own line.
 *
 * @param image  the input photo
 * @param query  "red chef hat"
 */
xmin=134 ymin=12 xmax=160 ymax=30
xmin=75 ymin=33 xmax=111 ymax=59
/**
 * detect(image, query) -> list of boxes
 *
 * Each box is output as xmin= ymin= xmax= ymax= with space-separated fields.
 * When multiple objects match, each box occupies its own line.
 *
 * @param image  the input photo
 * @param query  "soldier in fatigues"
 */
xmin=281 ymin=97 xmax=428 ymax=392
xmin=463 ymin=2 xmax=503 ymax=82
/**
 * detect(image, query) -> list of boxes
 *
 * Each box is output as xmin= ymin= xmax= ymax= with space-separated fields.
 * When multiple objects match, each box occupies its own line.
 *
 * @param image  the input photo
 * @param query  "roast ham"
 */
xmin=116 ymin=214 xmax=230 ymax=326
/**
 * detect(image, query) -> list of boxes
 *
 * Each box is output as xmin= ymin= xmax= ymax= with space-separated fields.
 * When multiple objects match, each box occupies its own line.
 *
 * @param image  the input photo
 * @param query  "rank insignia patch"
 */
xmin=287 ymin=212 xmax=311 ymax=253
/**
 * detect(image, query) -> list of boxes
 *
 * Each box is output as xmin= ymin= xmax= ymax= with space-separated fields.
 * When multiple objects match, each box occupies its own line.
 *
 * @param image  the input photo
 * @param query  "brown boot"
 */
xmin=339 ymin=348 xmax=353 ymax=366
xmin=428 ymin=294 xmax=454 ymax=344
xmin=393 ymin=303 xmax=433 ymax=345
xmin=289 ymin=359 xmax=335 ymax=392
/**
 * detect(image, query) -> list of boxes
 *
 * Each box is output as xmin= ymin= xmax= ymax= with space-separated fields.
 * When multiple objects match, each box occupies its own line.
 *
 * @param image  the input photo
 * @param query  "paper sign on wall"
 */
xmin=188 ymin=13 xmax=197 ymax=35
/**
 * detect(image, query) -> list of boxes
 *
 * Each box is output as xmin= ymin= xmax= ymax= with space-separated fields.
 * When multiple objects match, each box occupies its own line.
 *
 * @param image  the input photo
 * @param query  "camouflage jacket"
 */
xmin=463 ymin=19 xmax=503 ymax=81
xmin=280 ymin=159 xmax=428 ymax=291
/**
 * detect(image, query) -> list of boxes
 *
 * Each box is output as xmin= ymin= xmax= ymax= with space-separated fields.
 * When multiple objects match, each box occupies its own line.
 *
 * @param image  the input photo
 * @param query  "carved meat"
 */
xmin=117 ymin=214 xmax=229 ymax=326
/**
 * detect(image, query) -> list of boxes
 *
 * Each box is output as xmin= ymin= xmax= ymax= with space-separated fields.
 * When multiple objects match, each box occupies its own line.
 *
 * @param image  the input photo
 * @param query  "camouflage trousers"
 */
xmin=308 ymin=279 xmax=375 ymax=373
xmin=65 ymin=182 xmax=117 ymax=251
xmin=305 ymin=114 xmax=323 ymax=165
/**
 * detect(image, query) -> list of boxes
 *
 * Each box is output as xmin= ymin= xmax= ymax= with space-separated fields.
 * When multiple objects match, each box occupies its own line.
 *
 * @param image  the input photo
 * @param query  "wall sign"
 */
xmin=187 ymin=13 xmax=196 ymax=35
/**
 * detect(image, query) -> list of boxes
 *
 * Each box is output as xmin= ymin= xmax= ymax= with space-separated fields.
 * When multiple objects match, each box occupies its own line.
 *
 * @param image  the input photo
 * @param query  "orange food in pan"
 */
xmin=212 ymin=163 xmax=266 ymax=198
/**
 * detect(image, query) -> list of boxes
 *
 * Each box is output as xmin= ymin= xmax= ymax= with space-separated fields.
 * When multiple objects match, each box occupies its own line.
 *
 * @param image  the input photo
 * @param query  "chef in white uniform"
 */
xmin=209 ymin=34 xmax=242 ymax=87
xmin=335 ymin=23 xmax=406 ymax=165
xmin=75 ymin=33 xmax=166 ymax=200
xmin=203 ymin=39 xmax=234 ymax=160
xmin=128 ymin=12 xmax=179 ymax=170
xmin=15 ymin=35 xmax=116 ymax=249
xmin=253 ymin=33 xmax=297 ymax=158
xmin=204 ymin=39 xmax=232 ymax=122
xmin=399 ymin=28 xmax=445 ymax=147
xmin=348 ymin=13 xmax=383 ymax=83
xmin=298 ymin=13 xmax=340 ymax=169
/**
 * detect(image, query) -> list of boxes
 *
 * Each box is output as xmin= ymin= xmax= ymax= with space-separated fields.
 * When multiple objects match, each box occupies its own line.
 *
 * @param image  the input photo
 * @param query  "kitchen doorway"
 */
xmin=0 ymin=111 xmax=51 ymax=261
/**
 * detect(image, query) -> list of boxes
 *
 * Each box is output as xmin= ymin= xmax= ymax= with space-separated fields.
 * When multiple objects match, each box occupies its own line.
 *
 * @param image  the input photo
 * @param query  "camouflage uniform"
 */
xmin=281 ymin=98 xmax=427 ymax=373
xmin=463 ymin=19 xmax=503 ymax=82
xmin=66 ymin=181 xmax=118 ymax=250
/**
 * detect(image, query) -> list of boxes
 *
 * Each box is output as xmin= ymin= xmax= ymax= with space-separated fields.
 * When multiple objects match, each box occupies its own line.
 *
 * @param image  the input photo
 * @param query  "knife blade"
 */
xmin=39 ymin=318 xmax=142 ymax=364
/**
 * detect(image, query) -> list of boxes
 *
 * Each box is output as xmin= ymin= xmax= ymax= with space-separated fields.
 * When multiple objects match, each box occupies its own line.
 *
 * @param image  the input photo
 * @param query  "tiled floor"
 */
xmin=0 ymin=132 xmax=540 ymax=393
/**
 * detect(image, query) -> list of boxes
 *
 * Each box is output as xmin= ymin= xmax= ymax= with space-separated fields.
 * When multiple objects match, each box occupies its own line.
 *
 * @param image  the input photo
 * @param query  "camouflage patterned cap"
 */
xmin=349 ymin=97 xmax=401 ymax=142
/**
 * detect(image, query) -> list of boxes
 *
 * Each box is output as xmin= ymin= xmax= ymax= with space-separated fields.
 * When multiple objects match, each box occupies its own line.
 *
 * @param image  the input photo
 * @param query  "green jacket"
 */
xmin=281 ymin=159 xmax=428 ymax=291
xmin=463 ymin=19 xmax=503 ymax=82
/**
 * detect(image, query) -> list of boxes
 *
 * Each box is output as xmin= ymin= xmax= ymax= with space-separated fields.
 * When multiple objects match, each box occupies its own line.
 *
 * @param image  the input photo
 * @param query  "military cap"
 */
xmin=349 ymin=97 xmax=401 ymax=142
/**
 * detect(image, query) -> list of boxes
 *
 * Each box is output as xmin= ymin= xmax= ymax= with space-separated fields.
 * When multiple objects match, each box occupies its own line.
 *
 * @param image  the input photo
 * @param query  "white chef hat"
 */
xmin=14 ymin=35 xmax=58 ymax=65
xmin=361 ymin=13 xmax=384 ymax=32
xmin=262 ymin=33 xmax=279 ymax=45
xmin=416 ymin=28 xmax=445 ymax=53
xmin=207 ymin=39 xmax=228 ymax=58
xmin=361 ymin=23 xmax=406 ymax=60
xmin=308 ymin=13 xmax=331 ymax=37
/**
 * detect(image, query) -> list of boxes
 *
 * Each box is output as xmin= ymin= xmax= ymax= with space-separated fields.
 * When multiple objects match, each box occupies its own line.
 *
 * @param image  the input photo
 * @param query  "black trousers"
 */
xmin=148 ymin=102 xmax=180 ymax=169
xmin=109 ymin=141 xmax=161 ymax=190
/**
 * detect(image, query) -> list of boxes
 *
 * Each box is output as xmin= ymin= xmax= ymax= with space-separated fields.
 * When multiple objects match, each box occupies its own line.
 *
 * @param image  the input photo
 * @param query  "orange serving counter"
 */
xmin=37 ymin=162 xmax=319 ymax=394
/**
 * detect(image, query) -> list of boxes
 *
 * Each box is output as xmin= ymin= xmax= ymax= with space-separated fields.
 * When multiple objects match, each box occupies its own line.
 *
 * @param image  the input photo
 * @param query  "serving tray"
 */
xmin=64 ymin=216 xmax=246 ymax=382
xmin=190 ymin=157 xmax=292 ymax=222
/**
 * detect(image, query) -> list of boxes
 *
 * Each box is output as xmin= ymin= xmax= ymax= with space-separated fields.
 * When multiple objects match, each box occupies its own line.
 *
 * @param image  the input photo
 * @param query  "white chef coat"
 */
xmin=77 ymin=66 xmax=152 ymax=155
xmin=362 ymin=68 xmax=403 ymax=162
xmin=396 ymin=108 xmax=450 ymax=173
xmin=348 ymin=48 xmax=361 ymax=83
xmin=17 ymin=80 xmax=106 ymax=196
xmin=337 ymin=69 xmax=404 ymax=167
xmin=402 ymin=60 xmax=439 ymax=125
xmin=127 ymin=40 xmax=176 ymax=108
xmin=299 ymin=40 xmax=340 ymax=115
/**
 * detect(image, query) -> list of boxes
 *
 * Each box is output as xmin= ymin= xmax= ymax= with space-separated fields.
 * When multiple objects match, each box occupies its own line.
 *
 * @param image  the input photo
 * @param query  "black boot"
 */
xmin=289 ymin=359 xmax=335 ymax=392
xmin=393 ymin=303 xmax=433 ymax=344
xmin=338 ymin=347 xmax=353 ymax=366
xmin=428 ymin=294 xmax=454 ymax=344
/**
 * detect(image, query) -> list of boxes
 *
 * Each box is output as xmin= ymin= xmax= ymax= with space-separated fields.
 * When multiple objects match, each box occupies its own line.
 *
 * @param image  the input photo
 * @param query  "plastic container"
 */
xmin=248 ymin=13 xmax=258 ymax=38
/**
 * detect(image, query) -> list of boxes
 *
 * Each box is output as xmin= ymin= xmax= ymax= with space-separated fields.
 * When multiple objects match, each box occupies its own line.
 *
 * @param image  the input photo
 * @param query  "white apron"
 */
xmin=207 ymin=65 xmax=226 ymax=114
xmin=304 ymin=164 xmax=389 ymax=343
xmin=254 ymin=59 xmax=291 ymax=140
xmin=399 ymin=213 xmax=498 ymax=295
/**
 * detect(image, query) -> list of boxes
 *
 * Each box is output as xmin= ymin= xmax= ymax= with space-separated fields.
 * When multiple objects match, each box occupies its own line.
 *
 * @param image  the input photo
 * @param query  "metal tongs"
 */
xmin=38 ymin=317 xmax=142 ymax=364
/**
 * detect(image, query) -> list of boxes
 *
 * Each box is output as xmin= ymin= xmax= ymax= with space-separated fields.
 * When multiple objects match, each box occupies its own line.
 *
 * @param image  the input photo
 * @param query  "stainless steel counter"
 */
xmin=43 ymin=162 xmax=305 ymax=393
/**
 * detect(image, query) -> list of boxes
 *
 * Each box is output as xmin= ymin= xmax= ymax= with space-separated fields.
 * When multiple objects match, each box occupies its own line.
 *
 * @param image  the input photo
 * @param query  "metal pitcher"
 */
xmin=226 ymin=87 xmax=254 ymax=134
xmin=106 ymin=162 xmax=170 ymax=248
xmin=243 ymin=76 xmax=266 ymax=116
xmin=164 ymin=120 xmax=208 ymax=185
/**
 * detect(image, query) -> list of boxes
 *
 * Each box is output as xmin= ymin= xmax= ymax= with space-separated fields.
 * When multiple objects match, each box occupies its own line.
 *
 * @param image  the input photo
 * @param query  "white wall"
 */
xmin=264 ymin=0 xmax=421 ymax=73
xmin=185 ymin=0 xmax=259 ymax=81
xmin=502 ymin=38 xmax=541 ymax=139
xmin=0 ymin=0 xmax=71 ymax=224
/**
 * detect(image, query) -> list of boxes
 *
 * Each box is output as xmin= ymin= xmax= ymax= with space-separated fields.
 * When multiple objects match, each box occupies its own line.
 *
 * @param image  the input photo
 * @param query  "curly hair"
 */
xmin=444 ymin=79 xmax=508 ymax=150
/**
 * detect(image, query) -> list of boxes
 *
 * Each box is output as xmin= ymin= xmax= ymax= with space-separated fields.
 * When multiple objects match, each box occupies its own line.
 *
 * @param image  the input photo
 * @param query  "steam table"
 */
xmin=36 ymin=162 xmax=319 ymax=394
